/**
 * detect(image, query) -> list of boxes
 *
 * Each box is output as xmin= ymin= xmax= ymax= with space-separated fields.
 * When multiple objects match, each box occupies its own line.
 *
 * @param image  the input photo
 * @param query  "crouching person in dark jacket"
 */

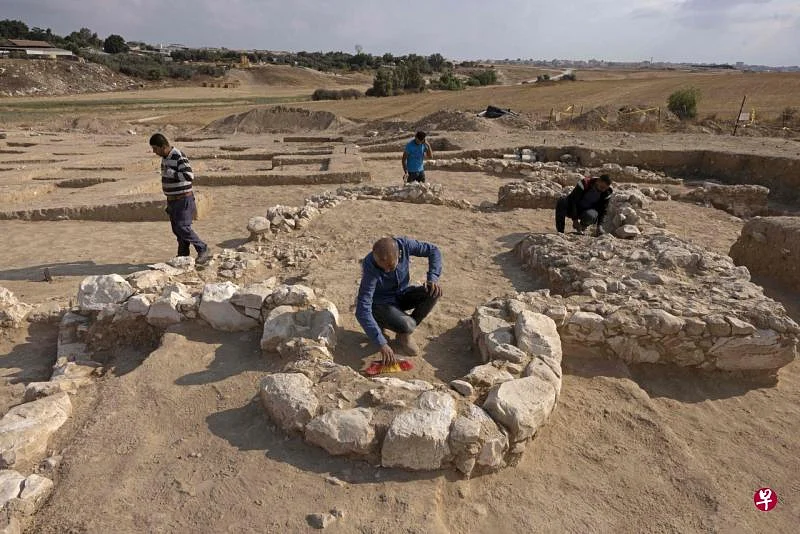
xmin=555 ymin=174 xmax=613 ymax=236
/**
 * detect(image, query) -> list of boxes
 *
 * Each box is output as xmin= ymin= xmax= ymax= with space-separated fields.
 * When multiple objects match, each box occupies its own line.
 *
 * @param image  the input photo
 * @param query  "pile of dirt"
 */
xmin=56 ymin=116 xmax=134 ymax=135
xmin=413 ymin=110 xmax=490 ymax=132
xmin=0 ymin=59 xmax=140 ymax=97
xmin=569 ymin=106 xmax=615 ymax=130
xmin=203 ymin=106 xmax=352 ymax=134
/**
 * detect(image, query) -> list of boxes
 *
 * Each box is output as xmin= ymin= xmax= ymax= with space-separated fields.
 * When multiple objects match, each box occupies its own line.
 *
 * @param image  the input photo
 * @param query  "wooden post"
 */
xmin=732 ymin=95 xmax=747 ymax=136
xmin=569 ymin=104 xmax=575 ymax=127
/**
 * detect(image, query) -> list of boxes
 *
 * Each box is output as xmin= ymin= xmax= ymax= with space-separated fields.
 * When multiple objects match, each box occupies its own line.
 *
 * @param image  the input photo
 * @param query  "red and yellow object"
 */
xmin=364 ymin=359 xmax=414 ymax=376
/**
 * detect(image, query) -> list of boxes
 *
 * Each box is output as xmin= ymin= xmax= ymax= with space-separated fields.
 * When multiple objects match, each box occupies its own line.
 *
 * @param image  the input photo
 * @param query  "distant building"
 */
xmin=0 ymin=39 xmax=74 ymax=59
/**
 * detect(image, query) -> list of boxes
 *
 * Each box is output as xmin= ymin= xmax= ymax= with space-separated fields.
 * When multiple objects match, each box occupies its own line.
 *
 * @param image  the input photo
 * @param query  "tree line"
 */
xmin=0 ymin=19 xmax=499 ymax=95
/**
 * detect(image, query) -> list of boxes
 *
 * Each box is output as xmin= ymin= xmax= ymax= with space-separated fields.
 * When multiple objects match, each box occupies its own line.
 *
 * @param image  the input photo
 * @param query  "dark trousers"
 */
xmin=166 ymin=195 xmax=207 ymax=257
xmin=372 ymin=286 xmax=439 ymax=335
xmin=555 ymin=197 xmax=598 ymax=233
xmin=407 ymin=171 xmax=426 ymax=183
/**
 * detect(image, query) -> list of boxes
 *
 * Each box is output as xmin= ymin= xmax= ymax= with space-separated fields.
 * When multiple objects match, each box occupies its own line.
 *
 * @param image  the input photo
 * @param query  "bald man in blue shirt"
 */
xmin=356 ymin=236 xmax=443 ymax=364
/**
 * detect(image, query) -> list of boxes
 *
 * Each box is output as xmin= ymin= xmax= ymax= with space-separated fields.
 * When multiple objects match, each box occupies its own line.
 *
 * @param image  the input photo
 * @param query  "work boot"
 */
xmin=396 ymin=333 xmax=419 ymax=356
xmin=196 ymin=248 xmax=213 ymax=266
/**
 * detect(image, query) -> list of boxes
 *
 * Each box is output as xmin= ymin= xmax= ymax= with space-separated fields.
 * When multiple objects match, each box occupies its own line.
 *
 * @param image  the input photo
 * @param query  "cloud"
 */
xmin=0 ymin=0 xmax=797 ymax=65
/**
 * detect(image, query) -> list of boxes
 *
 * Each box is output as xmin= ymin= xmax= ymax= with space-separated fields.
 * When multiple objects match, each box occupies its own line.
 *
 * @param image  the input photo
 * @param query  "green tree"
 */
xmin=667 ymin=87 xmax=700 ymax=120
xmin=428 ymin=53 xmax=446 ymax=72
xmin=0 ymin=19 xmax=29 ymax=38
xmin=368 ymin=68 xmax=395 ymax=97
xmin=103 ymin=34 xmax=128 ymax=54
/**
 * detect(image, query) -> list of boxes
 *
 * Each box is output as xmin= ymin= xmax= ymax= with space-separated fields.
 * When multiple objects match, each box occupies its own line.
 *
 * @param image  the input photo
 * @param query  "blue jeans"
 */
xmin=372 ymin=286 xmax=439 ymax=335
xmin=166 ymin=195 xmax=207 ymax=257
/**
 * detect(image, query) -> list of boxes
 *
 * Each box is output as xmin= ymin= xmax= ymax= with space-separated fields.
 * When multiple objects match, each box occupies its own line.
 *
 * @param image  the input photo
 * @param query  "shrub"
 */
xmin=434 ymin=71 xmax=464 ymax=91
xmin=312 ymin=88 xmax=364 ymax=101
xmin=667 ymin=87 xmax=700 ymax=120
xmin=467 ymin=69 xmax=497 ymax=86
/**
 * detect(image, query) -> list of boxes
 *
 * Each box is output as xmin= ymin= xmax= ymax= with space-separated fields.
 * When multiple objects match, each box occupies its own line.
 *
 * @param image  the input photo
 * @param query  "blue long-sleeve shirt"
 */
xmin=356 ymin=237 xmax=442 ymax=347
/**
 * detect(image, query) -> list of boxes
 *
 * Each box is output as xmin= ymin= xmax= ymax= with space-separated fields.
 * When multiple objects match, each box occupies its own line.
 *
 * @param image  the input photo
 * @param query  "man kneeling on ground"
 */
xmin=555 ymin=174 xmax=613 ymax=236
xmin=356 ymin=237 xmax=443 ymax=365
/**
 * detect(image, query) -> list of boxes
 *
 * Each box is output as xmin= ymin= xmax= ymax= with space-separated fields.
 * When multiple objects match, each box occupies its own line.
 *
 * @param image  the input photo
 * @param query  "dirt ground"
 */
xmin=1 ymin=92 xmax=800 ymax=533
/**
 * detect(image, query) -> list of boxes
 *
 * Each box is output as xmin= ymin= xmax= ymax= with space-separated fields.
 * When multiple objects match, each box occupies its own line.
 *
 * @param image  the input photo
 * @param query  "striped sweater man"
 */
xmin=149 ymin=133 xmax=211 ymax=264
xmin=161 ymin=147 xmax=194 ymax=198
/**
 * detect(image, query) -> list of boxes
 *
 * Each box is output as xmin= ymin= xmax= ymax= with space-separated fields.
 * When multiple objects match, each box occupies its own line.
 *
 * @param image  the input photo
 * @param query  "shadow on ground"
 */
xmin=563 ymin=344 xmax=779 ymax=403
xmin=206 ymin=400 xmax=454 ymax=485
xmin=174 ymin=324 xmax=273 ymax=386
xmin=0 ymin=261 xmax=150 ymax=281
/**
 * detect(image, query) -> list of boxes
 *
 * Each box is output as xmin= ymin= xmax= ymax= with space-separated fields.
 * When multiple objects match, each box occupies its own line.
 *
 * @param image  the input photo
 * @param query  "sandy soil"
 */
xmin=1 ymin=104 xmax=800 ymax=533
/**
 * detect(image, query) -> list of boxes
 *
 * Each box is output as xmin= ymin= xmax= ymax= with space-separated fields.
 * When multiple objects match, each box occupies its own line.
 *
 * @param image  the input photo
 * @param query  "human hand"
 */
xmin=425 ymin=281 xmax=443 ymax=298
xmin=379 ymin=344 xmax=396 ymax=365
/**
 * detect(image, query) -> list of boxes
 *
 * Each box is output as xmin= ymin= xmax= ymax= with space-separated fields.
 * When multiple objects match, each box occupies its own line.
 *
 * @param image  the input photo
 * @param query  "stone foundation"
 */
xmin=513 ymin=232 xmax=798 ymax=372
xmin=730 ymin=217 xmax=800 ymax=289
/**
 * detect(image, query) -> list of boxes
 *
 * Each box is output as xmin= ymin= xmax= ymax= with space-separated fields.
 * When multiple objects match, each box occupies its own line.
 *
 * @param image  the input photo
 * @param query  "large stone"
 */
xmin=259 ymin=374 xmax=319 ymax=432
xmin=264 ymin=285 xmax=316 ymax=311
xmin=514 ymin=311 xmax=563 ymax=373
xmin=199 ymin=282 xmax=259 ymax=332
xmin=0 ymin=393 xmax=72 ymax=467
xmin=305 ymin=408 xmax=376 ymax=456
xmin=77 ymin=274 xmax=134 ymax=311
xmin=126 ymin=294 xmax=152 ymax=316
xmin=261 ymin=307 xmax=337 ymax=352
xmin=19 ymin=474 xmax=53 ymax=506
xmin=711 ymin=330 xmax=797 ymax=371
xmin=230 ymin=279 xmax=277 ymax=310
xmin=247 ymin=216 xmax=271 ymax=240
xmin=0 ymin=288 xmax=32 ymax=328
xmin=465 ymin=364 xmax=514 ymax=387
xmin=146 ymin=291 xmax=185 ymax=327
xmin=449 ymin=404 xmax=509 ymax=475
xmin=484 ymin=377 xmax=557 ymax=442
xmin=0 ymin=471 xmax=24 ymax=507
xmin=126 ymin=270 xmax=169 ymax=293
xmin=381 ymin=403 xmax=454 ymax=470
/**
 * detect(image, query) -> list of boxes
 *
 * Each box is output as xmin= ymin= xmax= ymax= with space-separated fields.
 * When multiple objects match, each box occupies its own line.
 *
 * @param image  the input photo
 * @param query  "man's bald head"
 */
xmin=373 ymin=237 xmax=399 ymax=272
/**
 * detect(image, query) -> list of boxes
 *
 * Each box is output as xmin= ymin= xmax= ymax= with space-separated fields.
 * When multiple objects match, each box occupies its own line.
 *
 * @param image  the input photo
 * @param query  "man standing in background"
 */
xmin=402 ymin=131 xmax=433 ymax=183
xmin=149 ymin=133 xmax=212 ymax=264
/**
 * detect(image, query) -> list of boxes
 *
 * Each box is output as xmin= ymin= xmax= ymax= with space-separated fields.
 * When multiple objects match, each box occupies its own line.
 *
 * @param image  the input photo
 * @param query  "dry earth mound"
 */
xmin=413 ymin=110 xmax=490 ymax=132
xmin=0 ymin=59 xmax=139 ymax=97
xmin=203 ymin=106 xmax=351 ymax=134
xmin=56 ymin=116 xmax=134 ymax=135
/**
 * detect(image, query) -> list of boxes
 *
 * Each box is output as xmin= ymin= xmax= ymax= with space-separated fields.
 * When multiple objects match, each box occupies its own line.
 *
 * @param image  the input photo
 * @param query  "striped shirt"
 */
xmin=161 ymin=147 xmax=194 ymax=198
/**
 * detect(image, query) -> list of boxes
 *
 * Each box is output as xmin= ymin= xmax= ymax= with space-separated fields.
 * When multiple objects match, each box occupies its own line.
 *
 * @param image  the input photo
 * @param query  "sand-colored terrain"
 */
xmin=1 ymin=67 xmax=800 ymax=533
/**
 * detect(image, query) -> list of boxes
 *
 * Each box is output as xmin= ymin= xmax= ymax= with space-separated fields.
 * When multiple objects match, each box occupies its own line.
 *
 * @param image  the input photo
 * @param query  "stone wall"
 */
xmin=498 ymin=181 xmax=566 ymax=209
xmin=675 ymin=183 xmax=770 ymax=218
xmin=513 ymin=232 xmax=798 ymax=372
xmin=530 ymin=145 xmax=800 ymax=202
xmin=0 ymin=193 xmax=212 ymax=222
xmin=730 ymin=217 xmax=800 ymax=289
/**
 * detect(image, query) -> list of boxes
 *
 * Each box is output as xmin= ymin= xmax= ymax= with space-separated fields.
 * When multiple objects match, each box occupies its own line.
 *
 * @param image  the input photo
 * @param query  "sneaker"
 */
xmin=396 ymin=333 xmax=419 ymax=356
xmin=196 ymin=249 xmax=213 ymax=265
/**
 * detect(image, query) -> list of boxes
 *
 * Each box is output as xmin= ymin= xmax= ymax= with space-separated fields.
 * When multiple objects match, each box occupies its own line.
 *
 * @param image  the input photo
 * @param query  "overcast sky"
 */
xmin=2 ymin=0 xmax=798 ymax=65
